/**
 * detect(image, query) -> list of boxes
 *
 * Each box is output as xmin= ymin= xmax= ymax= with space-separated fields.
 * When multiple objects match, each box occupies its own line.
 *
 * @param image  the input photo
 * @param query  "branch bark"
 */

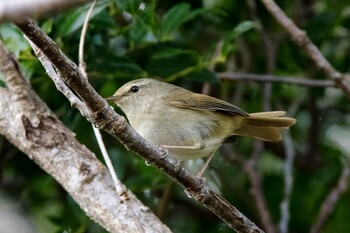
xmin=13 ymin=18 xmax=264 ymax=233
xmin=0 ymin=0 xmax=91 ymax=23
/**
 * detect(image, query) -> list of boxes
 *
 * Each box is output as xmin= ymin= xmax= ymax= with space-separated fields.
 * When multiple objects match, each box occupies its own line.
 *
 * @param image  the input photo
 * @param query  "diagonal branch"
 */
xmin=15 ymin=18 xmax=264 ymax=233
xmin=260 ymin=0 xmax=350 ymax=98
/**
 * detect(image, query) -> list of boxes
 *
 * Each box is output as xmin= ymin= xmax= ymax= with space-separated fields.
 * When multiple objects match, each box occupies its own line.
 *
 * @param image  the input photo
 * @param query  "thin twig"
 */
xmin=77 ymin=7 xmax=139 ymax=232
xmin=277 ymin=94 xmax=302 ymax=233
xmin=221 ymin=144 xmax=273 ymax=233
xmin=78 ymin=0 xmax=96 ymax=74
xmin=259 ymin=0 xmax=350 ymax=97
xmin=245 ymin=0 xmax=275 ymax=111
xmin=310 ymin=161 xmax=350 ymax=233
xmin=245 ymin=6 xmax=277 ymax=230
xmin=78 ymin=0 xmax=126 ymax=197
xmin=246 ymin=141 xmax=276 ymax=233
xmin=218 ymin=72 xmax=335 ymax=88
xmin=157 ymin=182 xmax=173 ymax=220
xmin=278 ymin=131 xmax=295 ymax=233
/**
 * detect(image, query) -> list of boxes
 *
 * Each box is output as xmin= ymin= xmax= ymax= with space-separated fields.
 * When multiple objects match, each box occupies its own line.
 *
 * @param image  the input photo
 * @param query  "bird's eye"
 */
xmin=130 ymin=85 xmax=139 ymax=93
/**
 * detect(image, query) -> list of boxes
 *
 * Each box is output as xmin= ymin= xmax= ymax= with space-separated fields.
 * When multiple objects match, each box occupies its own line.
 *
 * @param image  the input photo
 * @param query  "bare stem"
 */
xmin=218 ymin=73 xmax=335 ymax=88
xmin=310 ymin=161 xmax=350 ymax=233
xmin=278 ymin=132 xmax=295 ymax=233
xmin=78 ymin=0 xmax=96 ymax=74
xmin=259 ymin=0 xmax=350 ymax=97
xmin=77 ymin=0 xmax=126 ymax=199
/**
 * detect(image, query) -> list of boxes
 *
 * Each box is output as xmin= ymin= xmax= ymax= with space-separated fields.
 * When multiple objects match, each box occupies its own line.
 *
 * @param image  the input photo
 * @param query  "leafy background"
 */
xmin=1 ymin=0 xmax=350 ymax=232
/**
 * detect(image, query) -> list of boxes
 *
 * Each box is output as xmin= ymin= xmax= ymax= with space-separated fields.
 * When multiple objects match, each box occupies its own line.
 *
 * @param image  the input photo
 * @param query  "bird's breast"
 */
xmin=127 ymin=107 xmax=227 ymax=160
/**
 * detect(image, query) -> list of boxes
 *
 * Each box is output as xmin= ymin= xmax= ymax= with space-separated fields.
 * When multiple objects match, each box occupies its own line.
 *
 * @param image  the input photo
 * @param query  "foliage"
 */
xmin=1 ymin=0 xmax=350 ymax=232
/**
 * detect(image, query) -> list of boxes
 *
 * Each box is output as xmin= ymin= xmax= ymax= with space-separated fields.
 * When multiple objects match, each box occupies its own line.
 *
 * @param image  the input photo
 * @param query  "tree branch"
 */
xmin=0 ymin=0 xmax=91 ymax=23
xmin=220 ymin=145 xmax=274 ymax=233
xmin=14 ymin=18 xmax=264 ymax=233
xmin=277 ymin=97 xmax=301 ymax=233
xmin=246 ymin=142 xmax=276 ymax=233
xmin=310 ymin=162 xmax=350 ymax=233
xmin=245 ymin=0 xmax=276 ymax=111
xmin=278 ymin=132 xmax=295 ymax=233
xmin=259 ymin=0 xmax=350 ymax=97
xmin=218 ymin=72 xmax=335 ymax=88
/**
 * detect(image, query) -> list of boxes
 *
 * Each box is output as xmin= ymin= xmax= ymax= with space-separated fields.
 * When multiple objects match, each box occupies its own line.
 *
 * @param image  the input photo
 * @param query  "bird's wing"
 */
xmin=165 ymin=92 xmax=249 ymax=116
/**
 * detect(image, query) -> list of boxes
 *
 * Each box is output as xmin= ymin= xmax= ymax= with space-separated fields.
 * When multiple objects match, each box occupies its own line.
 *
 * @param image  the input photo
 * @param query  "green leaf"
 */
xmin=183 ymin=68 xmax=218 ymax=82
xmin=128 ymin=15 xmax=155 ymax=43
xmin=57 ymin=1 xmax=109 ymax=37
xmin=151 ymin=47 xmax=199 ymax=59
xmin=148 ymin=48 xmax=200 ymax=76
xmin=41 ymin=19 xmax=53 ymax=34
xmin=90 ymin=55 xmax=145 ymax=79
xmin=231 ymin=20 xmax=256 ymax=38
xmin=160 ymin=3 xmax=205 ymax=40
xmin=126 ymin=2 xmax=158 ymax=42
xmin=0 ymin=24 xmax=30 ymax=56
xmin=161 ymin=3 xmax=190 ymax=38
xmin=220 ymin=21 xmax=256 ymax=59
xmin=115 ymin=0 xmax=143 ymax=13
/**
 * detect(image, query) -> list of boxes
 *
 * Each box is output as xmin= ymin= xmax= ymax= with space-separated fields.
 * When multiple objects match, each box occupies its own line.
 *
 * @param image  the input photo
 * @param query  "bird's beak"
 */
xmin=105 ymin=95 xmax=121 ymax=102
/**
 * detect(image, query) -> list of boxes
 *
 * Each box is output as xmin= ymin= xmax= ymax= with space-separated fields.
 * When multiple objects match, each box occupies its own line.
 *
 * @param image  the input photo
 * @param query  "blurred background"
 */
xmin=1 ymin=0 xmax=350 ymax=232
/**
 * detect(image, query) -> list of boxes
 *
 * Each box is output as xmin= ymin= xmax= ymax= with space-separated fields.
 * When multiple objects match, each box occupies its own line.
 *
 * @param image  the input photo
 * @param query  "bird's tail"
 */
xmin=234 ymin=111 xmax=296 ymax=142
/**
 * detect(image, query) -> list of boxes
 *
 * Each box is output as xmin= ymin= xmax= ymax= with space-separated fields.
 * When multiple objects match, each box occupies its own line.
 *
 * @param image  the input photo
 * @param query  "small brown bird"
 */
xmin=106 ymin=78 xmax=296 ymax=176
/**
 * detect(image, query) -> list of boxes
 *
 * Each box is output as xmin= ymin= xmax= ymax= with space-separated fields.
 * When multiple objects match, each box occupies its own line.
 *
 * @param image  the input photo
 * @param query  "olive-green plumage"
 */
xmin=107 ymin=78 xmax=296 ymax=161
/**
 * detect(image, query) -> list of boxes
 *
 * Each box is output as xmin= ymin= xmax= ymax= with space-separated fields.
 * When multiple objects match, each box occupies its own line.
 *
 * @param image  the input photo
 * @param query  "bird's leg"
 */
xmin=196 ymin=152 xmax=215 ymax=178
xmin=160 ymin=141 xmax=211 ymax=178
xmin=185 ymin=153 xmax=214 ymax=199
xmin=160 ymin=141 xmax=212 ymax=177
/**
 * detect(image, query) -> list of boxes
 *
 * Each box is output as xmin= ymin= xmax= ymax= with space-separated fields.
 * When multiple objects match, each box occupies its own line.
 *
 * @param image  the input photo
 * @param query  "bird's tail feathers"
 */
xmin=234 ymin=111 xmax=296 ymax=141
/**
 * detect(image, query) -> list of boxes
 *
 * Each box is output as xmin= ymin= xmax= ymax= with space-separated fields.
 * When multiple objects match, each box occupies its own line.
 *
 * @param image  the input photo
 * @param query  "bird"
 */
xmin=106 ymin=78 xmax=296 ymax=176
